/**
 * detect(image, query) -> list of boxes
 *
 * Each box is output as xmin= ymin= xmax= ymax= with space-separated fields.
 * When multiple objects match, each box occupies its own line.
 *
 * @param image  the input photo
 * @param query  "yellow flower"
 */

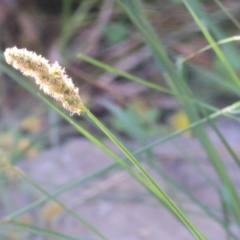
xmin=41 ymin=202 xmax=62 ymax=221
xmin=0 ymin=157 xmax=24 ymax=178
xmin=170 ymin=110 xmax=191 ymax=137
xmin=4 ymin=47 xmax=84 ymax=115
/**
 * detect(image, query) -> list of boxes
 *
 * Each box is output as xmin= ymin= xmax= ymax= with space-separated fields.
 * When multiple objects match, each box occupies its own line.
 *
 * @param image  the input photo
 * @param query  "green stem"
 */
xmin=82 ymin=105 xmax=208 ymax=240
xmin=21 ymin=174 xmax=108 ymax=240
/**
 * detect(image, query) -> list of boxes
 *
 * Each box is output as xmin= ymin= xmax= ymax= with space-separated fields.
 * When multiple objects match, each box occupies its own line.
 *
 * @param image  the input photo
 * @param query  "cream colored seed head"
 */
xmin=4 ymin=47 xmax=84 ymax=115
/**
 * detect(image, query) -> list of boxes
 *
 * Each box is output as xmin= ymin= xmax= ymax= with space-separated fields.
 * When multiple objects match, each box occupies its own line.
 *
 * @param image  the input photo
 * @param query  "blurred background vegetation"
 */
xmin=1 ymin=0 xmax=240 ymax=239
xmin=0 ymin=0 xmax=239 ymax=158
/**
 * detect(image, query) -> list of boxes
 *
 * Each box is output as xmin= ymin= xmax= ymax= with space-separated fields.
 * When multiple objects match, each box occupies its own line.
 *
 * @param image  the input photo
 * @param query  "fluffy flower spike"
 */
xmin=4 ymin=47 xmax=84 ymax=115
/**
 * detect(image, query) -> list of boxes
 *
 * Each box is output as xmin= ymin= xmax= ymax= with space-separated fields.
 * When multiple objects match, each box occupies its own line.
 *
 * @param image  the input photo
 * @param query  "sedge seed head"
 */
xmin=4 ymin=47 xmax=84 ymax=115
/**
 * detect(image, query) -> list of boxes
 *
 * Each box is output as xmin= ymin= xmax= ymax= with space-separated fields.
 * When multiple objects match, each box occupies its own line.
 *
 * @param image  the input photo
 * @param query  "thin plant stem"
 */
xmin=81 ymin=105 xmax=208 ymax=240
xmin=20 ymin=174 xmax=108 ymax=240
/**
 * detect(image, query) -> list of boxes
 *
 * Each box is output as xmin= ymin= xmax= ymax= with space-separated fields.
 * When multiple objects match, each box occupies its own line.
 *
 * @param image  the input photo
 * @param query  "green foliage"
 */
xmin=2 ymin=0 xmax=240 ymax=239
xmin=102 ymin=99 xmax=161 ymax=141
xmin=104 ymin=21 xmax=129 ymax=45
